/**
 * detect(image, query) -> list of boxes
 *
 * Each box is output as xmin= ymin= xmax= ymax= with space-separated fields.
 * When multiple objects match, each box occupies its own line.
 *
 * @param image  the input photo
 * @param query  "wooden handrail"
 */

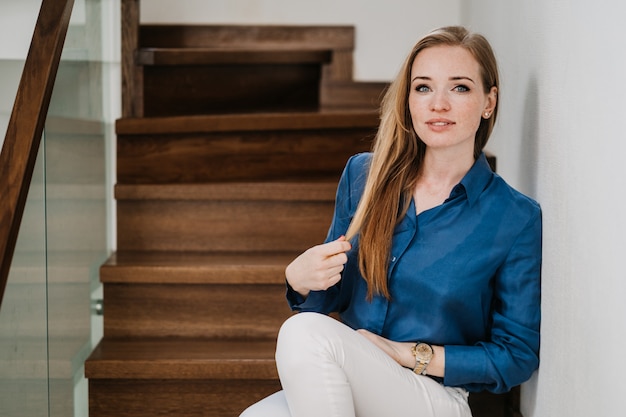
xmin=0 ymin=0 xmax=75 ymax=308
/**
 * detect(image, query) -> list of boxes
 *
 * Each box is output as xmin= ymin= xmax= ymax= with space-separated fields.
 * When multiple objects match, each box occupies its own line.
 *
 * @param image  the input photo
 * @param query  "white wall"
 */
xmin=141 ymin=0 xmax=462 ymax=81
xmin=463 ymin=1 xmax=626 ymax=416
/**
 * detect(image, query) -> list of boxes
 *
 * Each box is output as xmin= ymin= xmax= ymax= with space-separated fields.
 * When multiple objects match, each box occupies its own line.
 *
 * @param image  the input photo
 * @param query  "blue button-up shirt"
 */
xmin=287 ymin=152 xmax=542 ymax=394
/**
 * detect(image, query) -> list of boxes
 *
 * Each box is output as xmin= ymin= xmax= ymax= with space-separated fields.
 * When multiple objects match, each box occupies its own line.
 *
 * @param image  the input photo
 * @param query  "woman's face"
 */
xmin=408 ymin=45 xmax=497 ymax=156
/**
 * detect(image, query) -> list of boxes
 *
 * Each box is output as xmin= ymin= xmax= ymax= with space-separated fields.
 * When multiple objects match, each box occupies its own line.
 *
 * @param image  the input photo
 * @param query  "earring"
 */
xmin=484 ymin=111 xmax=491 ymax=118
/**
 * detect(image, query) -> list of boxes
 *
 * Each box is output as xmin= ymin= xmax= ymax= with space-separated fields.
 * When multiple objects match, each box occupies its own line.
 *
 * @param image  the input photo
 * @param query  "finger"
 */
xmin=324 ymin=273 xmax=342 ymax=289
xmin=323 ymin=251 xmax=348 ymax=268
xmin=324 ymin=263 xmax=345 ymax=277
xmin=320 ymin=237 xmax=351 ymax=257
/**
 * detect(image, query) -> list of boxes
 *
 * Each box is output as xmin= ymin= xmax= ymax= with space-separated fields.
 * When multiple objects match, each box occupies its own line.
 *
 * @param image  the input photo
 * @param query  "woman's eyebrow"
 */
xmin=451 ymin=76 xmax=476 ymax=84
xmin=411 ymin=76 xmax=476 ymax=83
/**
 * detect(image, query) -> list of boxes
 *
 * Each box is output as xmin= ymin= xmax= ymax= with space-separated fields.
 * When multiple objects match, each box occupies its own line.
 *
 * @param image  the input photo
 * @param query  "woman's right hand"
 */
xmin=285 ymin=236 xmax=352 ymax=298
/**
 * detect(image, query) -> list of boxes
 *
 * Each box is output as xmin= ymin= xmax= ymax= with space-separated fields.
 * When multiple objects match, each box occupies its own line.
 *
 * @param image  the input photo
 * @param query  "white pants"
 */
xmin=240 ymin=312 xmax=472 ymax=417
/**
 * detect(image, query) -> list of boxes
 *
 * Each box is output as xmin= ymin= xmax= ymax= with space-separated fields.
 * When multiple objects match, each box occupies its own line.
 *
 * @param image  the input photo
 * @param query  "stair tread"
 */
xmin=85 ymin=338 xmax=279 ymax=380
xmin=114 ymin=181 xmax=338 ymax=201
xmin=137 ymin=47 xmax=332 ymax=66
xmin=116 ymin=109 xmax=379 ymax=135
xmin=101 ymin=250 xmax=299 ymax=284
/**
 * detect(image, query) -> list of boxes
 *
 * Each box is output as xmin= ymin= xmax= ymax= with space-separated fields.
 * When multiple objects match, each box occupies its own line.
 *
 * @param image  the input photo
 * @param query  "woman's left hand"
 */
xmin=357 ymin=329 xmax=445 ymax=377
xmin=357 ymin=329 xmax=415 ymax=369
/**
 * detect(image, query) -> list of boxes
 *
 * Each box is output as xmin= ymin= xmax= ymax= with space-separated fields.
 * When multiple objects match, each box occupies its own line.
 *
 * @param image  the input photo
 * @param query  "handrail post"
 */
xmin=122 ymin=0 xmax=142 ymax=117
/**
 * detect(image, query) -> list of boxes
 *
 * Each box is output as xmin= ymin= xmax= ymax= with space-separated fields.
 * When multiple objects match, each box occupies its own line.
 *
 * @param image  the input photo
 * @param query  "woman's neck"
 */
xmin=413 ymin=149 xmax=475 ymax=215
xmin=418 ymin=149 xmax=475 ymax=188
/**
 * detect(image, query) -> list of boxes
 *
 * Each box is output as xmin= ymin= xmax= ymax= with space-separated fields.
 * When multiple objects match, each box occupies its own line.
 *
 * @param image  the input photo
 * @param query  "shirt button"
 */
xmin=391 ymin=256 xmax=397 ymax=262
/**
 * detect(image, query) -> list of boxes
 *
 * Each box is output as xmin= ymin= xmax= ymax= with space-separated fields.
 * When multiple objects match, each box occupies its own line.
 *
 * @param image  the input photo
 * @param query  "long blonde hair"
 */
xmin=345 ymin=26 xmax=500 ymax=300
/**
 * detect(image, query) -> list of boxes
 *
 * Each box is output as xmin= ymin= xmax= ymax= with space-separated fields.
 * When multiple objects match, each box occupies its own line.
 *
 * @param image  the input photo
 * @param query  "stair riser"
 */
xmin=117 ymin=128 xmax=374 ymax=183
xmin=117 ymin=199 xmax=334 ymax=252
xmin=89 ymin=379 xmax=280 ymax=417
xmin=143 ymin=64 xmax=321 ymax=117
xmin=103 ymin=283 xmax=293 ymax=338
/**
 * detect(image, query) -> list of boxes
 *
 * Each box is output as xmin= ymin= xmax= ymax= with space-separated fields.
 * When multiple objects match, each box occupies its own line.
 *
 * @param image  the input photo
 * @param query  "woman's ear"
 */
xmin=483 ymin=86 xmax=498 ymax=118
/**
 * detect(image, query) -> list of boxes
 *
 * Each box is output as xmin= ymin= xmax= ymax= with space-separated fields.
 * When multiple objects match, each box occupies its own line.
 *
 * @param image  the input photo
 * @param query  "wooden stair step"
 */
xmin=115 ymin=182 xmax=336 ymax=252
xmin=139 ymin=25 xmax=354 ymax=50
xmin=137 ymin=47 xmax=332 ymax=66
xmin=86 ymin=338 xmax=278 ymax=380
xmin=101 ymin=250 xmax=297 ymax=284
xmin=86 ymin=338 xmax=281 ymax=417
xmin=115 ymin=181 xmax=337 ymax=201
xmin=116 ymin=110 xmax=379 ymax=135
xmin=100 ymin=250 xmax=296 ymax=338
xmin=116 ymin=112 xmax=377 ymax=184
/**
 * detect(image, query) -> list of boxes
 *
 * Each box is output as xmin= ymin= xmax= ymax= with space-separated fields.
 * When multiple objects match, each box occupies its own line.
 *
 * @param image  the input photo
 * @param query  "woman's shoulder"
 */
xmin=489 ymin=173 xmax=541 ymax=218
xmin=342 ymin=152 xmax=372 ymax=187
xmin=346 ymin=152 xmax=372 ymax=171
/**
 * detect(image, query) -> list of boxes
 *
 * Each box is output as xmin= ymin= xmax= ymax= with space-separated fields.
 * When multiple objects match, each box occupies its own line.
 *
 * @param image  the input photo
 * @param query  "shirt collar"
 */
xmin=454 ymin=152 xmax=494 ymax=207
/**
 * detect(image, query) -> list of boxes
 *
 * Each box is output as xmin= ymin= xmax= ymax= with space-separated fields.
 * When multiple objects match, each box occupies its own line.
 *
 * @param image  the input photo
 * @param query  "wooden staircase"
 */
xmin=85 ymin=3 xmax=519 ymax=416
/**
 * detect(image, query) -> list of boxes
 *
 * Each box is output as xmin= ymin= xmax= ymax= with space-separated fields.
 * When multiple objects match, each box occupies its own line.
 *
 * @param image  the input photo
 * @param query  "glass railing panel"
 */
xmin=44 ymin=0 xmax=117 ymax=416
xmin=1 ymin=0 xmax=118 ymax=415
xmin=0 ymin=138 xmax=50 ymax=417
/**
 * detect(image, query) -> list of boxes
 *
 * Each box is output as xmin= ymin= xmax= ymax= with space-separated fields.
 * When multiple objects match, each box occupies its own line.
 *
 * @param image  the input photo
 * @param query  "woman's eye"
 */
xmin=415 ymin=84 xmax=430 ymax=93
xmin=453 ymin=85 xmax=470 ymax=93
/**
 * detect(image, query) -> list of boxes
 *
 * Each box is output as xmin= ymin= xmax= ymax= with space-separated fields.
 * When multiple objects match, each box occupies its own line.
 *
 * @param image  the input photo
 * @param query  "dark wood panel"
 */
xmin=470 ymin=387 xmax=521 ymax=417
xmin=103 ymin=283 xmax=294 ymax=338
xmin=121 ymin=0 xmax=142 ymax=117
xmin=143 ymin=64 xmax=322 ymax=116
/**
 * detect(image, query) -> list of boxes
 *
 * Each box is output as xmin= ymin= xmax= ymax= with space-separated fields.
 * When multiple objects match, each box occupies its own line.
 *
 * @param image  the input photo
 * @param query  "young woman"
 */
xmin=241 ymin=26 xmax=541 ymax=417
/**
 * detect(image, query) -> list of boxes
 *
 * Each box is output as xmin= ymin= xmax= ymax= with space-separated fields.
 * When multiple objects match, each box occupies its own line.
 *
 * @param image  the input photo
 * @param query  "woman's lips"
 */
xmin=426 ymin=119 xmax=455 ymax=131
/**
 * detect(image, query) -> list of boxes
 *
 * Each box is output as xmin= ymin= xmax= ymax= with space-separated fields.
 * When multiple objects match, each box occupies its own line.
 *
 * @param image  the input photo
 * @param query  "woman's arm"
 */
xmin=357 ymin=330 xmax=446 ymax=377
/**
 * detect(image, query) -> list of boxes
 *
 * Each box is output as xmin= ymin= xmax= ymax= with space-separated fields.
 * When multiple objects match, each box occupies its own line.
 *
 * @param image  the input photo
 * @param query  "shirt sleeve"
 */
xmin=443 ymin=207 xmax=542 ymax=393
xmin=285 ymin=154 xmax=362 ymax=313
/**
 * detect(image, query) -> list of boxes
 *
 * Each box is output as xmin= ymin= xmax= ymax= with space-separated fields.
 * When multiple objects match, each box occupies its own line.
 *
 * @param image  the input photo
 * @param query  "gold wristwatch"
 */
xmin=411 ymin=342 xmax=433 ymax=375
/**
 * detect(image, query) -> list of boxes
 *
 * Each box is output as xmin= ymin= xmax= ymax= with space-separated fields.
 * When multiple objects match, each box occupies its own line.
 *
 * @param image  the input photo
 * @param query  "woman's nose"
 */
xmin=430 ymin=91 xmax=450 ymax=111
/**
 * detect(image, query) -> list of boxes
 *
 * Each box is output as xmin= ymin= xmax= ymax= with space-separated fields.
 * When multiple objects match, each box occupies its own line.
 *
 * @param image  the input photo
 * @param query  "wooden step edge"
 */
xmin=115 ymin=110 xmax=380 ymax=135
xmin=136 ymin=47 xmax=332 ymax=66
xmin=114 ymin=181 xmax=338 ymax=202
xmin=85 ymin=338 xmax=279 ymax=380
xmin=139 ymin=24 xmax=355 ymax=50
xmin=100 ymin=251 xmax=295 ymax=285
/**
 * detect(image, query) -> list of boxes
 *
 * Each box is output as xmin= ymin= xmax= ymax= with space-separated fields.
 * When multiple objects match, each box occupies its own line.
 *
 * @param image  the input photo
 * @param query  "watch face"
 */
xmin=415 ymin=343 xmax=433 ymax=359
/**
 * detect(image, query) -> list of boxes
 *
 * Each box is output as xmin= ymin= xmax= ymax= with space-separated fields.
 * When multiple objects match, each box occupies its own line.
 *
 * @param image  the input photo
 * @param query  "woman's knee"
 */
xmin=276 ymin=313 xmax=345 ymax=367
xmin=277 ymin=312 xmax=335 ymax=349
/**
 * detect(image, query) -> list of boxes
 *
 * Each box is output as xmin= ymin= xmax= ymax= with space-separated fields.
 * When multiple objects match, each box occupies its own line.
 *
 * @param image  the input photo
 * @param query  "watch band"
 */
xmin=411 ymin=342 xmax=433 ymax=375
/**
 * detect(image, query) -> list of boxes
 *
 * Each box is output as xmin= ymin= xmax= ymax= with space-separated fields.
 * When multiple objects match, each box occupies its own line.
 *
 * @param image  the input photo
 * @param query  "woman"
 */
xmin=241 ymin=26 xmax=541 ymax=417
